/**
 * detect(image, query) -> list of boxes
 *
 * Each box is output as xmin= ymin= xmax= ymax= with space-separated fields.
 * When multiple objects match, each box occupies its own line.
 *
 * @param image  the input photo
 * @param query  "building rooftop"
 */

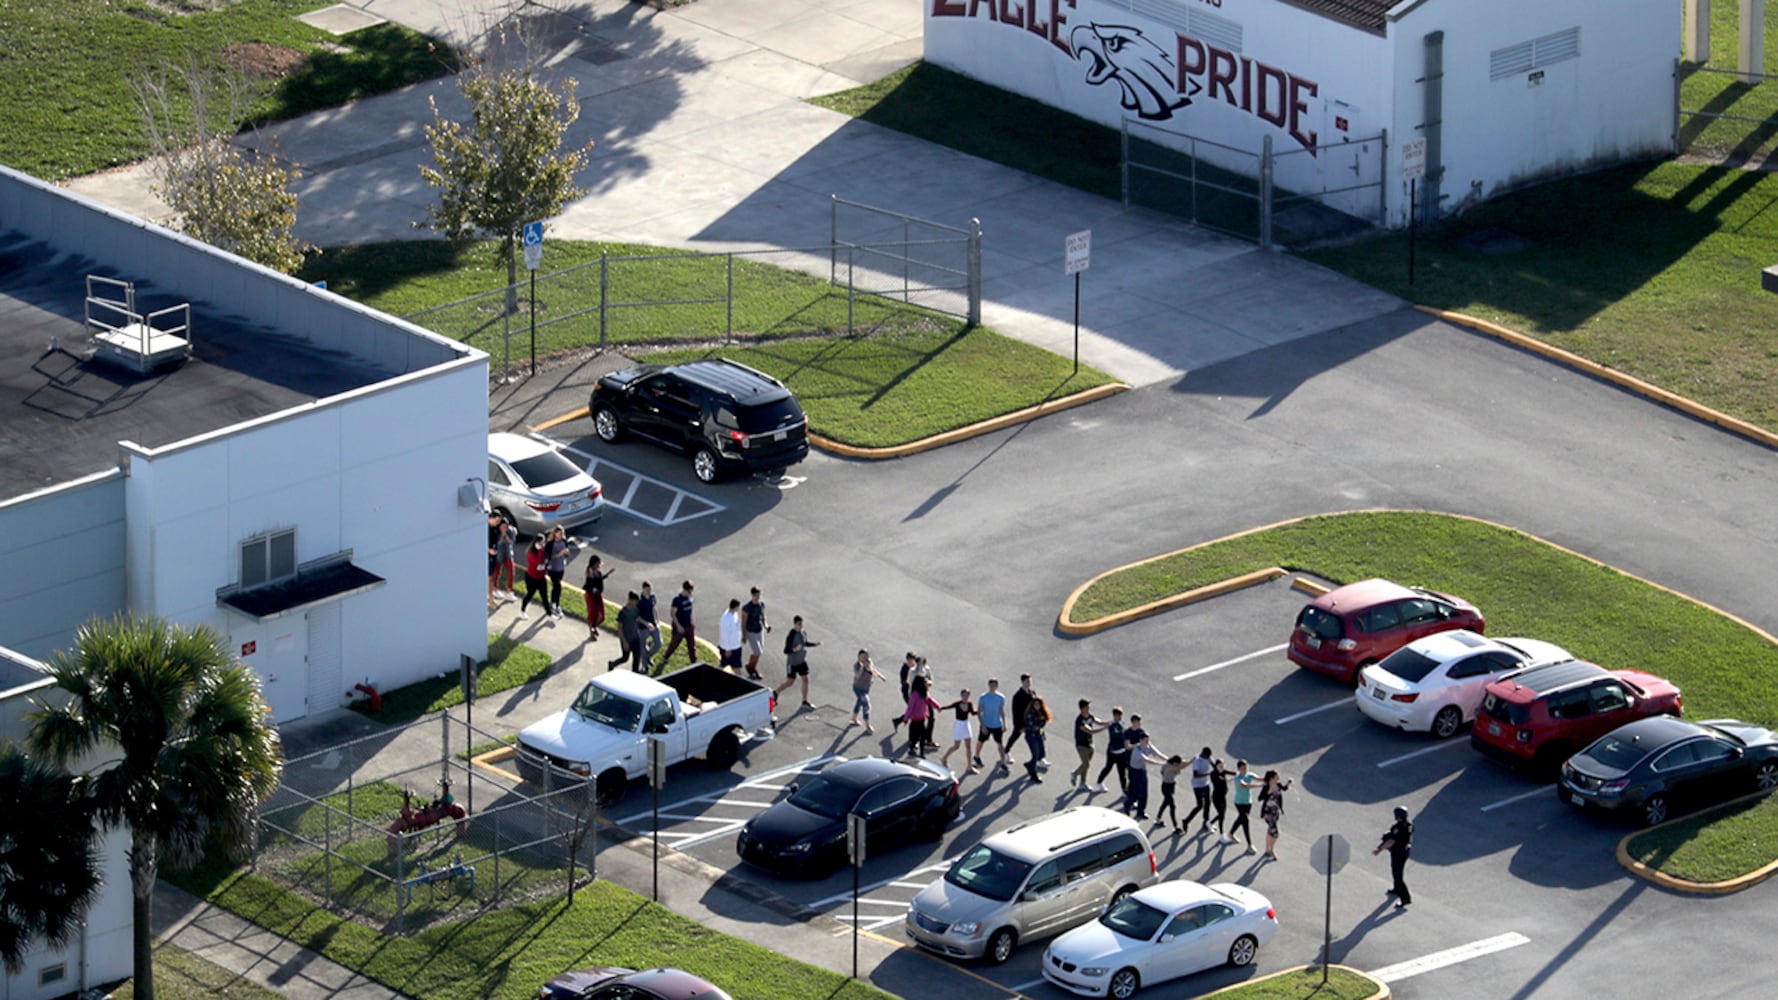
xmin=0 ymin=229 xmax=394 ymax=499
xmin=1278 ymin=0 xmax=1393 ymax=34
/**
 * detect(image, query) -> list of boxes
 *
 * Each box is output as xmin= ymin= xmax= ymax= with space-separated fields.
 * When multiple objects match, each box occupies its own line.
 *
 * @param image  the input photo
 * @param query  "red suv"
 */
xmin=1471 ymin=659 xmax=1682 ymax=773
xmin=1287 ymin=579 xmax=1484 ymax=684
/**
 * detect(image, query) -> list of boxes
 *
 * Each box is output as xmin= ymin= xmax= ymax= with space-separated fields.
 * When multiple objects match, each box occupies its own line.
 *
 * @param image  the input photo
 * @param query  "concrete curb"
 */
xmin=1060 ymin=567 xmax=1287 ymax=635
xmin=1616 ymin=789 xmax=1778 ymax=894
xmin=1198 ymin=963 xmax=1389 ymax=999
xmin=810 ymin=382 xmax=1130 ymax=459
xmin=1054 ymin=508 xmax=1778 ymax=648
xmin=1417 ymin=307 xmax=1778 ymax=451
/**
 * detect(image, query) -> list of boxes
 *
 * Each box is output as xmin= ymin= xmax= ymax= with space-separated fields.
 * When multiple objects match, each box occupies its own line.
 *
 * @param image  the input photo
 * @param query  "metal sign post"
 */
xmin=1401 ymin=141 xmax=1426 ymax=285
xmin=847 ymin=812 xmax=868 ymax=979
xmin=649 ymin=738 xmax=667 ymax=902
xmin=1064 ymin=230 xmax=1091 ymax=376
xmin=459 ymin=653 xmax=476 ymax=815
xmin=1309 ymin=833 xmax=1351 ymax=984
xmin=523 ymin=221 xmax=543 ymax=377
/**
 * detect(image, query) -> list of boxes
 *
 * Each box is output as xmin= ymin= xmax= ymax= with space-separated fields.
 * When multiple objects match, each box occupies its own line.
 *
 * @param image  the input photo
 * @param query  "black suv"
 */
xmin=589 ymin=359 xmax=809 ymax=482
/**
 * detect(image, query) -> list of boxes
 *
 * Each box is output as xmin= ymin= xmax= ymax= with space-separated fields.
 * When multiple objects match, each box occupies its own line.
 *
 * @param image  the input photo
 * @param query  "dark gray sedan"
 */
xmin=1558 ymin=716 xmax=1778 ymax=826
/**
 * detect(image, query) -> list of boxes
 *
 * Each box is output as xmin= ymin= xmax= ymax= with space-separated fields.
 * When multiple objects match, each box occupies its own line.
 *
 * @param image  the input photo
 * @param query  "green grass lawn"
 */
xmin=1204 ymin=967 xmax=1380 ymax=1000
xmin=109 ymin=943 xmax=285 ymax=1000
xmin=1680 ymin=0 xmax=1778 ymax=164
xmin=356 ymin=632 xmax=557 ymax=726
xmin=170 ymin=864 xmax=893 ymax=1000
xmin=1625 ymin=790 xmax=1778 ymax=884
xmin=0 ymin=0 xmax=455 ymax=180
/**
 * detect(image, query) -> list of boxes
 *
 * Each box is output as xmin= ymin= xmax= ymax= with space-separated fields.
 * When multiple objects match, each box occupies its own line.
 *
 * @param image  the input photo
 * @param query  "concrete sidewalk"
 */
xmin=63 ymin=0 xmax=1401 ymax=390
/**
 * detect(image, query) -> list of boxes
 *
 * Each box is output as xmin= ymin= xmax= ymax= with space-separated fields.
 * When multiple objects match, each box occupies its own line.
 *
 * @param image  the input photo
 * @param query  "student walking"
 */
xmin=1209 ymin=758 xmax=1232 ymax=843
xmin=486 ymin=513 xmax=505 ymax=610
xmin=849 ymin=650 xmax=884 ymax=733
xmin=1010 ymin=675 xmax=1046 ymax=769
xmin=1259 ymin=770 xmax=1293 ymax=861
xmin=636 ymin=581 xmax=661 ymax=672
xmin=1374 ymin=806 xmax=1414 ymax=908
xmin=1181 ymin=747 xmax=1215 ymax=832
xmin=517 ymin=535 xmax=549 ymax=620
xmin=1230 ymin=760 xmax=1259 ymax=854
xmin=582 ymin=554 xmax=615 ymax=640
xmin=1092 ymin=707 xmax=1129 ymax=794
xmin=741 ymin=586 xmax=770 ymax=680
xmin=1022 ymin=694 xmax=1052 ymax=783
xmin=902 ymin=676 xmax=939 ymax=759
xmin=497 ymin=517 xmax=518 ymax=598
xmin=892 ymin=653 xmax=926 ymax=732
xmin=544 ymin=527 xmax=577 ymax=619
xmin=978 ymin=678 xmax=1009 ymax=771
xmin=718 ymin=599 xmax=744 ymax=673
xmin=661 ymin=581 xmax=698 ymax=664
xmin=1157 ymin=755 xmax=1187 ymax=831
xmin=1123 ymin=732 xmax=1167 ymax=821
xmin=1071 ymin=700 xmax=1107 ymax=787
xmin=938 ymin=688 xmax=979 ymax=774
xmin=608 ymin=592 xmax=646 ymax=671
xmin=773 ymin=616 xmax=820 ymax=710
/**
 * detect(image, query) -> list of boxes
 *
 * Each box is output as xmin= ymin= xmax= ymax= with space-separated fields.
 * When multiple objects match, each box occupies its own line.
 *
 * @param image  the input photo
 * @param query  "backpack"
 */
xmin=783 ymin=631 xmax=797 ymax=655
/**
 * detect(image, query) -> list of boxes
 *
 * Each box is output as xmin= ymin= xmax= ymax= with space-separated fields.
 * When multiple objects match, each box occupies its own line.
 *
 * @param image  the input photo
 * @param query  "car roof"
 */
xmin=489 ymin=431 xmax=551 ymax=462
xmin=822 ymin=756 xmax=932 ymax=787
xmin=1130 ymin=879 xmax=1225 ymax=910
xmin=983 ymin=806 xmax=1138 ymax=861
xmin=670 ymin=359 xmax=792 ymax=404
xmin=1487 ymin=658 xmax=1607 ymax=699
xmin=1401 ymin=629 xmax=1495 ymax=661
xmin=1601 ymin=714 xmax=1708 ymax=749
xmin=612 ymin=968 xmax=726 ymax=1000
xmin=1309 ymin=578 xmax=1416 ymax=613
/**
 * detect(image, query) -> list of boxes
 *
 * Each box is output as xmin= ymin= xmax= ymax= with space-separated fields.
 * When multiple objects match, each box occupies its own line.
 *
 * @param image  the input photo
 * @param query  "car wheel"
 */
xmin=1108 ymin=967 xmax=1141 ymax=1000
xmin=593 ymin=405 xmax=622 ymax=443
xmin=706 ymin=728 xmax=741 ymax=770
xmin=1432 ymin=706 xmax=1463 ymax=740
xmin=1228 ymin=933 xmax=1259 ymax=967
xmin=594 ymin=768 xmax=628 ymax=808
xmin=692 ymin=446 xmax=720 ymax=483
xmin=1351 ymin=659 xmax=1377 ymax=686
xmin=986 ymin=928 xmax=1017 ymax=965
xmin=1641 ymin=794 xmax=1670 ymax=827
xmin=1108 ymin=884 xmax=1136 ymax=909
xmin=916 ymin=805 xmax=949 ymax=842
xmin=1756 ymin=761 xmax=1778 ymax=792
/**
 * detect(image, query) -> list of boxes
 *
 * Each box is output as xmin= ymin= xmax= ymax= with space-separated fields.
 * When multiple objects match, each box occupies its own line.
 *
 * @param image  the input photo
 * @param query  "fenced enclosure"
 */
xmin=1122 ymin=119 xmax=1386 ymax=248
xmin=399 ymin=198 xmax=983 ymax=374
xmin=1678 ymin=63 xmax=1778 ymax=164
xmin=257 ymin=711 xmax=600 ymax=933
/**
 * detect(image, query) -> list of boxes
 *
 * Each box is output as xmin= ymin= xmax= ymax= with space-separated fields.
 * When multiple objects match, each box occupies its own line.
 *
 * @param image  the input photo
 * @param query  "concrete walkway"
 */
xmin=63 ymin=0 xmax=1402 ymax=389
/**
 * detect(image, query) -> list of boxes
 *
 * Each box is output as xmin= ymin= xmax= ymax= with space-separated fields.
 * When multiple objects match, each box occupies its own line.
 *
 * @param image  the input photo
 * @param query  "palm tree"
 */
xmin=30 ymin=615 xmax=283 ymax=1000
xmin=0 ymin=745 xmax=101 ymax=974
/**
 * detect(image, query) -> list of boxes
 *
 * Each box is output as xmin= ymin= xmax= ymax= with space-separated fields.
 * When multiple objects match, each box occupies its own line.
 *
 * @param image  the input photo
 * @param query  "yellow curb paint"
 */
xmin=1291 ymin=576 xmax=1332 ymax=596
xmin=1616 ymin=789 xmax=1778 ymax=894
xmin=1197 ymin=964 xmax=1388 ymax=1000
xmin=1059 ymin=567 xmax=1286 ymax=635
xmin=1417 ymin=307 xmax=1778 ymax=451
xmin=1056 ymin=509 xmax=1778 ymax=649
xmin=532 ymin=406 xmax=589 ymax=433
xmin=469 ymin=747 xmax=523 ymax=784
xmin=810 ymin=382 xmax=1130 ymax=459
xmin=852 ymin=928 xmax=1031 ymax=998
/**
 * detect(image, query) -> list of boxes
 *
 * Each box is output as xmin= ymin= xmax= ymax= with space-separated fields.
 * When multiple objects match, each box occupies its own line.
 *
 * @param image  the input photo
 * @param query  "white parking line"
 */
xmin=538 ymin=435 xmax=726 ymax=527
xmin=1480 ymin=786 xmax=1551 ymax=812
xmin=1376 ymin=740 xmax=1471 ymax=768
xmin=1011 ymin=977 xmax=1047 ymax=993
xmin=810 ymin=859 xmax=953 ymax=909
xmin=614 ymin=754 xmax=839 ymax=828
xmin=1274 ymin=698 xmax=1353 ymax=725
xmin=1366 ymin=932 xmax=1530 ymax=983
xmin=1173 ymin=643 xmax=1288 ymax=682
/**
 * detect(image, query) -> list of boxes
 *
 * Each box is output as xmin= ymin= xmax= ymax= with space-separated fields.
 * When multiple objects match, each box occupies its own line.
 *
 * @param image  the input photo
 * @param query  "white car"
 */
xmin=488 ymin=432 xmax=603 ymax=537
xmin=1042 ymin=880 xmax=1276 ymax=999
xmin=1356 ymin=630 xmax=1572 ymax=738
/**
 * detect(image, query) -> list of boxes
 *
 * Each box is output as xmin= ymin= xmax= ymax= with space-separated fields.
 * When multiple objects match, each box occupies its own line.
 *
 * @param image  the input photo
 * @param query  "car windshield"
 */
xmin=788 ymin=776 xmax=860 ymax=819
xmin=945 ymin=845 xmax=1033 ymax=902
xmin=1579 ymin=734 xmax=1654 ymax=771
xmin=1099 ymin=897 xmax=1169 ymax=941
xmin=733 ymin=398 xmax=804 ymax=434
xmin=509 ymin=451 xmax=583 ymax=489
xmin=1376 ymin=647 xmax=1440 ymax=683
xmin=571 ymin=685 xmax=643 ymax=732
xmin=1298 ymin=606 xmax=1342 ymax=640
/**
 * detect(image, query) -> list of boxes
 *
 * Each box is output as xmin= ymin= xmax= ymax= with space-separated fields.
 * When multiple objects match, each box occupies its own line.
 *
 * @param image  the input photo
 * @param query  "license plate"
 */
xmin=773 ymin=429 xmax=787 ymax=441
xmin=1372 ymin=687 xmax=1386 ymax=700
xmin=1566 ymin=790 xmax=1585 ymax=808
xmin=1305 ymin=636 xmax=1321 ymax=649
xmin=1488 ymin=722 xmax=1501 ymax=737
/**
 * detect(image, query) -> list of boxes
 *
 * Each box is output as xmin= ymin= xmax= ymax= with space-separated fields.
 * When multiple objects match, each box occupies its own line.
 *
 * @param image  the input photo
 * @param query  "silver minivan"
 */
xmin=905 ymin=806 xmax=1158 ymax=964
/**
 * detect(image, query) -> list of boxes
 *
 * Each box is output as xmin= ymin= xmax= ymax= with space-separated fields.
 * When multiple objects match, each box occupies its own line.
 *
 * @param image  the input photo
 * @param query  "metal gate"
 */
xmin=829 ymin=195 xmax=982 ymax=324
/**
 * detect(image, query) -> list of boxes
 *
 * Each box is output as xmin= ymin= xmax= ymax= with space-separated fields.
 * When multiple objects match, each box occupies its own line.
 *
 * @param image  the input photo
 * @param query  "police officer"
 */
xmin=1374 ymin=805 xmax=1414 ymax=908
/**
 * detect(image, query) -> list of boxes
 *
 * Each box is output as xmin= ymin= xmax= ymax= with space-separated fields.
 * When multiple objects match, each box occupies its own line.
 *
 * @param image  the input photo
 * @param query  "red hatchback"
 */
xmin=1287 ymin=579 xmax=1484 ymax=684
xmin=1470 ymin=659 xmax=1683 ymax=773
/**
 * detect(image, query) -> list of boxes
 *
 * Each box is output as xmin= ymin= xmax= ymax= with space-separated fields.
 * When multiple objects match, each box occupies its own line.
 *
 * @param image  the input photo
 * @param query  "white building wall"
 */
xmin=122 ymin=359 xmax=489 ymax=720
xmin=1388 ymin=0 xmax=1678 ymax=226
xmin=0 ymin=472 xmax=127 ymax=661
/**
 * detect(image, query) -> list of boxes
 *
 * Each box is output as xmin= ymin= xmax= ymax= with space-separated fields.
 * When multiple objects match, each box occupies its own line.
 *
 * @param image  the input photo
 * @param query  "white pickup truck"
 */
xmin=514 ymin=663 xmax=775 ymax=806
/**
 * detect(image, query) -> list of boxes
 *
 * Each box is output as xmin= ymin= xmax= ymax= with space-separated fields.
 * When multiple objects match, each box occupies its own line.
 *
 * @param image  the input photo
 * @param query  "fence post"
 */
xmin=726 ymin=253 xmax=735 ymax=345
xmin=903 ymin=218 xmax=911 ymax=303
xmin=396 ymin=832 xmax=406 ymax=936
xmin=324 ymin=801 xmax=333 ymax=907
xmin=830 ymin=195 xmax=839 ymax=286
xmin=1260 ymin=134 xmax=1275 ymax=250
xmin=599 ymin=252 xmax=609 ymax=351
xmin=966 ymin=218 xmax=982 ymax=327
xmin=1120 ymin=121 xmax=1130 ymax=209
xmin=493 ymin=804 xmax=502 ymax=904
xmin=847 ymin=245 xmax=856 ymax=336
xmin=1378 ymin=128 xmax=1389 ymax=227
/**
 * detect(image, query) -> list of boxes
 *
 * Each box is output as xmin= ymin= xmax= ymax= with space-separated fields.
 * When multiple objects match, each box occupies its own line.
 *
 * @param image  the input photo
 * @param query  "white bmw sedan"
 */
xmin=1356 ymin=629 xmax=1572 ymax=738
xmin=1042 ymin=880 xmax=1276 ymax=999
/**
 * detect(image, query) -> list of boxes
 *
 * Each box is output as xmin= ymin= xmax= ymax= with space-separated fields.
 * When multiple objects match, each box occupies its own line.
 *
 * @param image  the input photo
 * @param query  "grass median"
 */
xmin=0 ymin=0 xmax=455 ymax=180
xmin=1624 ymin=791 xmax=1778 ymax=884
xmin=1202 ymin=966 xmax=1380 ymax=1000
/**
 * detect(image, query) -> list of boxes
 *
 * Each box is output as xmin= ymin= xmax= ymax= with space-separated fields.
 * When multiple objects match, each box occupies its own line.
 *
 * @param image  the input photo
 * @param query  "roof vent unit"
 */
xmin=83 ymin=274 xmax=192 ymax=374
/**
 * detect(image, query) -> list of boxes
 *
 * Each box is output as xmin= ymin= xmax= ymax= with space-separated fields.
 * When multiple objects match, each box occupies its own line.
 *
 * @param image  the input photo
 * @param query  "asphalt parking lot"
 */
xmin=478 ymin=312 xmax=1778 ymax=1000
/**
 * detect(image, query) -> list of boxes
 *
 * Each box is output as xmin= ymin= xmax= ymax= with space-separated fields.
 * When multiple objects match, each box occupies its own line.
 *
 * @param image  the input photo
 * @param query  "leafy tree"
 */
xmin=30 ymin=615 xmax=283 ymax=1000
xmin=134 ymin=61 xmax=311 ymax=274
xmin=0 ymin=745 xmax=101 ymax=975
xmin=419 ymin=51 xmax=592 ymax=311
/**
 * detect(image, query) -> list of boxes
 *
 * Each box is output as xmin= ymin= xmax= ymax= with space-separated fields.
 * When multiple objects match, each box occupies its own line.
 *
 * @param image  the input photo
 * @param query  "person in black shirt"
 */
xmin=1374 ymin=806 xmax=1414 ymax=908
xmin=636 ymin=581 xmax=660 ymax=672
xmin=1071 ymin=699 xmax=1108 ymax=787
xmin=741 ymin=586 xmax=770 ymax=679
xmin=1092 ymin=707 xmax=1129 ymax=794
xmin=1009 ymin=674 xmax=1045 ymax=769
xmin=661 ymin=580 xmax=697 ymax=664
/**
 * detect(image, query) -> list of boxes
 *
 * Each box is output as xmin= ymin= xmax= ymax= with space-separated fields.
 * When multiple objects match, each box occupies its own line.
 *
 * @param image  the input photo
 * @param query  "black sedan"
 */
xmin=736 ymin=756 xmax=960 ymax=875
xmin=1558 ymin=716 xmax=1778 ymax=826
xmin=539 ymin=966 xmax=731 ymax=1000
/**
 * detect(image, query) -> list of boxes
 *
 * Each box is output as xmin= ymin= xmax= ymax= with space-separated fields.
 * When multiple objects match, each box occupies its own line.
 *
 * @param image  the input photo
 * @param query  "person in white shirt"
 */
xmin=1123 ymin=732 xmax=1169 ymax=821
xmin=718 ymin=598 xmax=743 ymax=673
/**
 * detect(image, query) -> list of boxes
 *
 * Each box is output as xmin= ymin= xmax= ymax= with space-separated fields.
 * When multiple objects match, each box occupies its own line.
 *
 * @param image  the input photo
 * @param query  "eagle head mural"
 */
xmin=1070 ymin=22 xmax=1196 ymax=121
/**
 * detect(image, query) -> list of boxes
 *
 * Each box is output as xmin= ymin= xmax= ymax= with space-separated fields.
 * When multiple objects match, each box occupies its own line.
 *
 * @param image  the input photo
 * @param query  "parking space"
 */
xmin=611 ymin=754 xmax=839 ymax=851
xmin=534 ymin=431 xmax=727 ymax=527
